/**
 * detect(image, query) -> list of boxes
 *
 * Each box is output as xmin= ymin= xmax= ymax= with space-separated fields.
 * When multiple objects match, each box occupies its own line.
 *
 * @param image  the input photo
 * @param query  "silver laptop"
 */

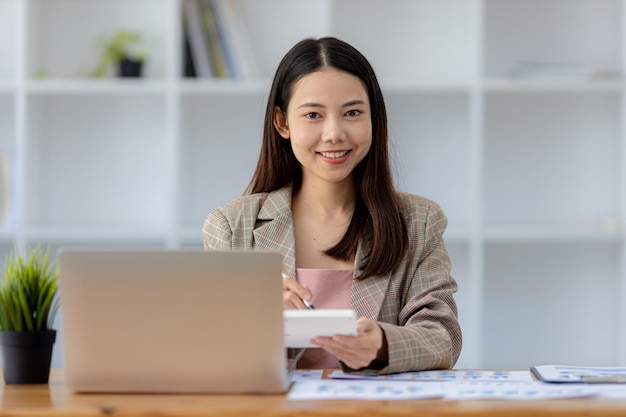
xmin=58 ymin=249 xmax=289 ymax=394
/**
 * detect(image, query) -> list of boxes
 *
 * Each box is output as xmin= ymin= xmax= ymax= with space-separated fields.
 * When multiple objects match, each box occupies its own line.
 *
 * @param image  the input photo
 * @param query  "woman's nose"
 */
xmin=321 ymin=116 xmax=346 ymax=143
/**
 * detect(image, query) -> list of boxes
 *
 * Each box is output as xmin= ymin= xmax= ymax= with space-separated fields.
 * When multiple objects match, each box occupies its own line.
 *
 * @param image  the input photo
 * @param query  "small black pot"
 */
xmin=0 ymin=330 xmax=56 ymax=384
xmin=118 ymin=58 xmax=144 ymax=77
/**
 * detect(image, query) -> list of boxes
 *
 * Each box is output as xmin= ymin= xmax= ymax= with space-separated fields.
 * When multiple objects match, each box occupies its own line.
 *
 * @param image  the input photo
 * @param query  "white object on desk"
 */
xmin=443 ymin=381 xmax=599 ymax=400
xmin=287 ymin=379 xmax=600 ymax=401
xmin=531 ymin=365 xmax=626 ymax=383
xmin=287 ymin=379 xmax=445 ymax=401
xmin=329 ymin=369 xmax=534 ymax=382
xmin=284 ymin=309 xmax=357 ymax=348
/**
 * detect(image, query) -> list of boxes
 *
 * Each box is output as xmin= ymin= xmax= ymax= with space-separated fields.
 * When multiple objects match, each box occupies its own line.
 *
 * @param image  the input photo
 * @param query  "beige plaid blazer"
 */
xmin=203 ymin=185 xmax=462 ymax=374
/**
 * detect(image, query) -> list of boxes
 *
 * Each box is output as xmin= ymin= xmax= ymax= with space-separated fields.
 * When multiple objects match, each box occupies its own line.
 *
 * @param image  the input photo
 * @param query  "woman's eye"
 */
xmin=346 ymin=109 xmax=361 ymax=117
xmin=305 ymin=112 xmax=320 ymax=119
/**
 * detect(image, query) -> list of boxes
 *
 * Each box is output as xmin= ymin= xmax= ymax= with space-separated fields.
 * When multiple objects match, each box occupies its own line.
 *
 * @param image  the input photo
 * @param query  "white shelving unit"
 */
xmin=0 ymin=0 xmax=624 ymax=370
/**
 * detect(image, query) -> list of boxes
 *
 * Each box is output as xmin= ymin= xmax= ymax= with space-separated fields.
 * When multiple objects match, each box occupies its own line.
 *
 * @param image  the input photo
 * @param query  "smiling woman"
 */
xmin=202 ymin=37 xmax=462 ymax=375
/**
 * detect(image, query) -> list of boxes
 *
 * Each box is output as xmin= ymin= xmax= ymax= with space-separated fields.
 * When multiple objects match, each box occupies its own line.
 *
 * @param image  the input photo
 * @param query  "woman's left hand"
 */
xmin=311 ymin=317 xmax=385 ymax=370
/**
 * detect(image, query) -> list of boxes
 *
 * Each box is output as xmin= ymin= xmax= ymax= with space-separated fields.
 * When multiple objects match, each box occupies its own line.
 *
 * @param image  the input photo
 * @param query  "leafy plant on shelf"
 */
xmin=91 ymin=30 xmax=153 ymax=78
xmin=0 ymin=245 xmax=60 ymax=332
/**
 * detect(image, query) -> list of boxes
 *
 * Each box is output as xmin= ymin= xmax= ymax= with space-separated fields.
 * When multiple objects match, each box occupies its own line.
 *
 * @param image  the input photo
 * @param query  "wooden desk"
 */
xmin=2 ymin=369 xmax=626 ymax=416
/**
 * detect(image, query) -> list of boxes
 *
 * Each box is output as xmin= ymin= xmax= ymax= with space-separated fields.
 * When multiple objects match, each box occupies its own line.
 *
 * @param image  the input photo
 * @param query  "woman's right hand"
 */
xmin=282 ymin=274 xmax=313 ymax=310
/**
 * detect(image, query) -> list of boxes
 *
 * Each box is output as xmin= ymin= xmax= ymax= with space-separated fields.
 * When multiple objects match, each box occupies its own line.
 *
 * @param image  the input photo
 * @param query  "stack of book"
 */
xmin=182 ymin=0 xmax=259 ymax=79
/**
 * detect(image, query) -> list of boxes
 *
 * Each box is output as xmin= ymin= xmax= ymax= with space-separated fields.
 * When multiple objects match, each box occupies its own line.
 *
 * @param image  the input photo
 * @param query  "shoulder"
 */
xmin=214 ymin=192 xmax=269 ymax=218
xmin=395 ymin=192 xmax=448 ymax=234
xmin=203 ymin=186 xmax=293 ymax=250
xmin=396 ymin=192 xmax=445 ymax=219
xmin=211 ymin=185 xmax=292 ymax=223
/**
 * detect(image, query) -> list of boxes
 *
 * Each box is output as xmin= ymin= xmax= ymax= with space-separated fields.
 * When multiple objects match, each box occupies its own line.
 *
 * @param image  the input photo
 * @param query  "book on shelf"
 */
xmin=181 ymin=0 xmax=258 ymax=79
xmin=182 ymin=0 xmax=213 ymax=78
xmin=199 ymin=0 xmax=230 ymax=78
xmin=182 ymin=22 xmax=198 ymax=78
xmin=211 ymin=0 xmax=260 ymax=79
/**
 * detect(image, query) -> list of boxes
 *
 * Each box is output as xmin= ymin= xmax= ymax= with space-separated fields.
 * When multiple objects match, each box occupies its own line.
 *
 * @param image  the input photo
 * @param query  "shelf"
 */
xmin=484 ymin=77 xmax=623 ymax=93
xmin=380 ymin=79 xmax=472 ymax=94
xmin=21 ymin=228 xmax=169 ymax=244
xmin=25 ymin=79 xmax=168 ymax=95
xmin=484 ymin=226 xmax=623 ymax=242
xmin=177 ymin=79 xmax=269 ymax=95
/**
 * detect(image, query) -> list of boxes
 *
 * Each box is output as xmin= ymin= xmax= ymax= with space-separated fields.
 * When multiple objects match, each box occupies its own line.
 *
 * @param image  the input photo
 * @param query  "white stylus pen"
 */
xmin=282 ymin=273 xmax=315 ymax=309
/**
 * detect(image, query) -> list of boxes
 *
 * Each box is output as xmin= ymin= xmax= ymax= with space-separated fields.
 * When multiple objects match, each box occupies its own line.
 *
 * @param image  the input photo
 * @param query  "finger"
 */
xmin=282 ymin=295 xmax=298 ymax=310
xmin=315 ymin=333 xmax=379 ymax=367
xmin=317 ymin=341 xmax=371 ymax=369
xmin=315 ymin=336 xmax=362 ymax=355
xmin=283 ymin=289 xmax=309 ymax=310
xmin=281 ymin=274 xmax=296 ymax=290
xmin=282 ymin=287 xmax=300 ymax=309
xmin=356 ymin=317 xmax=376 ymax=336
xmin=282 ymin=274 xmax=313 ymax=302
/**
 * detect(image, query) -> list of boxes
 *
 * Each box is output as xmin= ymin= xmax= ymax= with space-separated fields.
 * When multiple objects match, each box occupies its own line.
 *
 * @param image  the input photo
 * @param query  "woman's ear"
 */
xmin=273 ymin=106 xmax=290 ymax=139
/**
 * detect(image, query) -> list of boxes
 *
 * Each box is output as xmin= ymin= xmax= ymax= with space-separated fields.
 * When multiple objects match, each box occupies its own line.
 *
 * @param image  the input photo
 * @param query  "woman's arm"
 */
xmin=378 ymin=201 xmax=462 ymax=373
xmin=338 ymin=199 xmax=462 ymax=375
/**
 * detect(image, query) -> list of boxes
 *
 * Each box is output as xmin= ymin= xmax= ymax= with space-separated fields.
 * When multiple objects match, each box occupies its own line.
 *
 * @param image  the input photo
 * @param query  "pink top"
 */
xmin=295 ymin=268 xmax=353 ymax=370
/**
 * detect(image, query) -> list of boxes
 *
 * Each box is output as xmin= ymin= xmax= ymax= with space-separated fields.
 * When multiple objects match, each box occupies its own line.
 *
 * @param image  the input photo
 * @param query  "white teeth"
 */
xmin=319 ymin=150 xmax=348 ymax=159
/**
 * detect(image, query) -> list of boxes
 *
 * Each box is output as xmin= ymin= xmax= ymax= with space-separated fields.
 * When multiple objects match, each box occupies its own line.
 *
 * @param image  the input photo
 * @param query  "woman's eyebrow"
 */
xmin=297 ymin=99 xmax=367 ymax=109
xmin=342 ymin=100 xmax=367 ymax=107
xmin=297 ymin=102 xmax=325 ymax=109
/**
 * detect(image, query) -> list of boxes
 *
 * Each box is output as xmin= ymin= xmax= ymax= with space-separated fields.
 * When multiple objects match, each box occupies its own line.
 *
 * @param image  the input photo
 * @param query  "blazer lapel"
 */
xmin=351 ymin=239 xmax=391 ymax=320
xmin=252 ymin=186 xmax=297 ymax=278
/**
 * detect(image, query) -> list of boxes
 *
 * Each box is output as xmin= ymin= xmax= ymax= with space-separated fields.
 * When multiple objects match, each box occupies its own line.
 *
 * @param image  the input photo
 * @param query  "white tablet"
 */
xmin=283 ymin=309 xmax=358 ymax=348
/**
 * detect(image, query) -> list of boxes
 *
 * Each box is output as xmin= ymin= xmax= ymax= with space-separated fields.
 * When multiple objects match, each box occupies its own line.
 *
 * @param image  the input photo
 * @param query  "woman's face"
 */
xmin=274 ymin=67 xmax=372 ymax=187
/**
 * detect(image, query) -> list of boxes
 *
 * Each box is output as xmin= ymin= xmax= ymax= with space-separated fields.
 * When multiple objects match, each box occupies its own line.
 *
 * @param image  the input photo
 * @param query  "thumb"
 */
xmin=356 ymin=317 xmax=374 ymax=336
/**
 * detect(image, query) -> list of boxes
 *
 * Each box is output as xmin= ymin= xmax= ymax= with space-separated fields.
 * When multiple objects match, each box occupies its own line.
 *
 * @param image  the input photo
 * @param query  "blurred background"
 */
xmin=0 ymin=0 xmax=624 ymax=370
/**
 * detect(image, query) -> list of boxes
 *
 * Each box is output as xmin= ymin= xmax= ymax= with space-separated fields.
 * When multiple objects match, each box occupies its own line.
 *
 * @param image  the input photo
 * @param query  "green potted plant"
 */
xmin=0 ymin=244 xmax=59 ymax=384
xmin=91 ymin=30 xmax=153 ymax=78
